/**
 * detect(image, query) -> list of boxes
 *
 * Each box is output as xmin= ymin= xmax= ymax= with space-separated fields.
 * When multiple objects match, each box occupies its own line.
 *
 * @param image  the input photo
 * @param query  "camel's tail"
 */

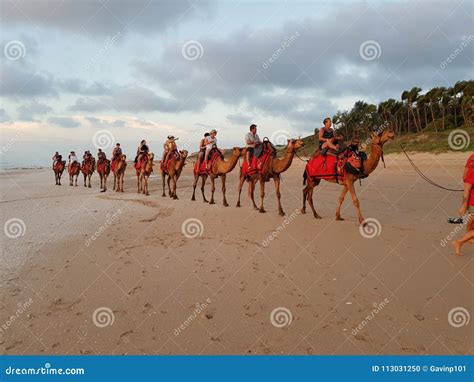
xmin=303 ymin=170 xmax=307 ymax=186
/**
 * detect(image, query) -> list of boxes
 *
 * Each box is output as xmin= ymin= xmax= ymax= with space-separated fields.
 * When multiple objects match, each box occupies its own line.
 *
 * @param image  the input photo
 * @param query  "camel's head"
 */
xmin=371 ymin=127 xmax=395 ymax=146
xmin=231 ymin=147 xmax=244 ymax=156
xmin=179 ymin=150 xmax=188 ymax=159
xmin=148 ymin=153 xmax=154 ymax=161
xmin=121 ymin=154 xmax=127 ymax=161
xmin=288 ymin=138 xmax=305 ymax=151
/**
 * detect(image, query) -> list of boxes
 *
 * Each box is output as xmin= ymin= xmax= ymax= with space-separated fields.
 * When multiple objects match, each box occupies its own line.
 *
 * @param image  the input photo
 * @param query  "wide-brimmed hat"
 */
xmin=167 ymin=135 xmax=175 ymax=139
xmin=210 ymin=129 xmax=217 ymax=134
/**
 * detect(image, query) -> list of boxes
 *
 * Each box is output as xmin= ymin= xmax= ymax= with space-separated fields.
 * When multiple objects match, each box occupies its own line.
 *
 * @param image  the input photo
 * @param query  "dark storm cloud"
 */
xmin=137 ymin=1 xmax=472 ymax=113
xmin=48 ymin=116 xmax=80 ymax=128
xmin=1 ymin=0 xmax=215 ymax=36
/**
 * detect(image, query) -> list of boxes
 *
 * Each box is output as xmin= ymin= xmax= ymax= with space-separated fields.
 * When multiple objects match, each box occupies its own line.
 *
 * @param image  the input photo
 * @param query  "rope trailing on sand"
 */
xmin=400 ymin=144 xmax=463 ymax=192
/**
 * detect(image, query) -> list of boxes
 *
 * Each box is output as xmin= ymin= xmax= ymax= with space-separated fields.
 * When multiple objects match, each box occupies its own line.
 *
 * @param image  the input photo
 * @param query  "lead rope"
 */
xmin=400 ymin=144 xmax=463 ymax=192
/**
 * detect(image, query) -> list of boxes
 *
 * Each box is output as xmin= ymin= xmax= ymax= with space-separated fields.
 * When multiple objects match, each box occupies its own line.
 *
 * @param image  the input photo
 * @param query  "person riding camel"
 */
xmin=97 ymin=148 xmax=106 ymax=164
xmin=196 ymin=132 xmax=210 ymax=170
xmin=68 ymin=151 xmax=78 ymax=172
xmin=112 ymin=143 xmax=122 ymax=161
xmin=52 ymin=152 xmax=62 ymax=168
xmin=319 ymin=117 xmax=343 ymax=154
xmin=204 ymin=129 xmax=222 ymax=169
xmin=136 ymin=140 xmax=149 ymax=165
xmin=245 ymin=124 xmax=261 ymax=170
xmin=452 ymin=153 xmax=474 ymax=256
xmin=162 ymin=135 xmax=178 ymax=168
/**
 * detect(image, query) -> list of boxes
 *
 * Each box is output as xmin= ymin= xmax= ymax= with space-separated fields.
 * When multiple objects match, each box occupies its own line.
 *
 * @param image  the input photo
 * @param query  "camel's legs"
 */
xmin=209 ymin=175 xmax=216 ymax=204
xmin=249 ymin=178 xmax=258 ymax=210
xmin=258 ymin=178 xmax=266 ymax=213
xmin=307 ymin=184 xmax=322 ymax=219
xmin=236 ymin=173 xmax=245 ymax=207
xmin=172 ymin=176 xmax=178 ymax=199
xmin=143 ymin=175 xmax=149 ymax=195
xmin=335 ymin=184 xmax=349 ymax=221
xmin=201 ymin=176 xmax=208 ymax=203
xmin=137 ymin=174 xmax=141 ymax=193
xmin=83 ymin=174 xmax=87 ymax=187
xmin=113 ymin=174 xmax=117 ymax=191
xmin=191 ymin=174 xmax=199 ymax=201
xmin=346 ymin=179 xmax=364 ymax=224
xmin=221 ymin=174 xmax=229 ymax=207
xmin=167 ymin=176 xmax=173 ymax=197
xmin=88 ymin=174 xmax=91 ymax=188
xmin=162 ymin=173 xmax=166 ymax=197
xmin=273 ymin=176 xmax=284 ymax=216
xmin=120 ymin=173 xmax=124 ymax=192
xmin=301 ymin=183 xmax=309 ymax=214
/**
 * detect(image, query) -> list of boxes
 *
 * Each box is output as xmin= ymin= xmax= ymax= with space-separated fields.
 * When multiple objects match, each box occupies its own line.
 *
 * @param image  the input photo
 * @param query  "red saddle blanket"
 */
xmin=134 ymin=157 xmax=148 ymax=170
xmin=241 ymin=150 xmax=273 ymax=177
xmin=97 ymin=160 xmax=110 ymax=173
xmin=194 ymin=152 xmax=221 ymax=174
xmin=81 ymin=161 xmax=93 ymax=173
xmin=53 ymin=161 xmax=65 ymax=171
xmin=305 ymin=154 xmax=346 ymax=181
xmin=111 ymin=159 xmax=118 ymax=172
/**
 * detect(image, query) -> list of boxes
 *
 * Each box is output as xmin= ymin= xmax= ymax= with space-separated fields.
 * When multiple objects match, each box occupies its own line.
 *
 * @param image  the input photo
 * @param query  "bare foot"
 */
xmin=452 ymin=241 xmax=463 ymax=256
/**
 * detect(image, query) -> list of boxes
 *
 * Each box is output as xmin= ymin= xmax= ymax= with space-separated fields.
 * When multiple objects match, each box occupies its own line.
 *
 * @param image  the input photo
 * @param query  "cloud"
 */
xmin=0 ymin=64 xmax=56 ymax=98
xmin=2 ymin=0 xmax=215 ymax=36
xmin=48 ymin=116 xmax=80 ymax=128
xmin=17 ymin=101 xmax=53 ymax=121
xmin=0 ymin=109 xmax=11 ymax=123
xmin=226 ymin=113 xmax=254 ymax=125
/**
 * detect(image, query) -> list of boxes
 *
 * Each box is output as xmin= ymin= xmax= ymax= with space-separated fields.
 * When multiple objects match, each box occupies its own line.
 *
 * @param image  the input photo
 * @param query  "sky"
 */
xmin=0 ymin=0 xmax=472 ymax=167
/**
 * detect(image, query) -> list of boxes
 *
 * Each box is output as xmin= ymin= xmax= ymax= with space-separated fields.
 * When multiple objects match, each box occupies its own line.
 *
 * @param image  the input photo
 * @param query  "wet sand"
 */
xmin=0 ymin=152 xmax=472 ymax=355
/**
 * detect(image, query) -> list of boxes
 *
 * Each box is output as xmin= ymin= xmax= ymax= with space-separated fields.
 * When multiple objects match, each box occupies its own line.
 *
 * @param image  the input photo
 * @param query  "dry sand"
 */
xmin=1 ymin=152 xmax=473 ymax=355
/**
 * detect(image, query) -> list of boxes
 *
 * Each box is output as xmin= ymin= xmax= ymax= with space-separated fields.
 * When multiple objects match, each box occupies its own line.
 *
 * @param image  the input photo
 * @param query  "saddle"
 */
xmin=134 ymin=155 xmax=148 ymax=170
xmin=161 ymin=150 xmax=180 ymax=172
xmin=241 ymin=146 xmax=274 ymax=178
xmin=97 ymin=159 xmax=110 ymax=173
xmin=194 ymin=151 xmax=221 ymax=174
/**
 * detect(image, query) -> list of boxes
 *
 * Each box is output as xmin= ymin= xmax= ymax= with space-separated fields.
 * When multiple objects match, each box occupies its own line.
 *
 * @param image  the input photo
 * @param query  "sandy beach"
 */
xmin=1 ymin=152 xmax=472 ymax=355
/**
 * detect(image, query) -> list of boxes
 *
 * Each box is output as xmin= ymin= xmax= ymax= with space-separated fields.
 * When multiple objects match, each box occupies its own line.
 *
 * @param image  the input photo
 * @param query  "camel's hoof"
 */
xmin=162 ymin=194 xmax=166 ymax=197
xmin=191 ymin=197 xmax=196 ymax=201
xmin=173 ymin=196 xmax=178 ymax=200
xmin=100 ymin=189 xmax=106 ymax=193
xmin=88 ymin=185 xmax=91 ymax=188
xmin=279 ymin=211 xmax=285 ymax=216
xmin=223 ymin=203 xmax=229 ymax=207
xmin=301 ymin=208 xmax=306 ymax=214
xmin=259 ymin=208 xmax=266 ymax=213
xmin=209 ymin=201 xmax=215 ymax=205
xmin=236 ymin=203 xmax=241 ymax=208
xmin=315 ymin=215 xmax=322 ymax=219
xmin=146 ymin=193 xmax=150 ymax=196
xmin=335 ymin=216 xmax=344 ymax=221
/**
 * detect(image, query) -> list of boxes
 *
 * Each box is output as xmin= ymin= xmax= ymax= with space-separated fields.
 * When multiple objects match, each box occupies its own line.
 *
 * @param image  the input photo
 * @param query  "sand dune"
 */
xmin=0 ymin=152 xmax=472 ymax=355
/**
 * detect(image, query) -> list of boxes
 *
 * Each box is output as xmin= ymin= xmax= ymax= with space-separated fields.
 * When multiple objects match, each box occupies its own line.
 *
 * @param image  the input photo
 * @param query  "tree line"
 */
xmin=323 ymin=80 xmax=473 ymax=140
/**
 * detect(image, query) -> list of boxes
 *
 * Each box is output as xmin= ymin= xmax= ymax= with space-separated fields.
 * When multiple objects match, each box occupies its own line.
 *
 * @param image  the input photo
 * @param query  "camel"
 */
xmin=53 ymin=160 xmax=66 ymax=185
xmin=236 ymin=139 xmax=305 ymax=216
xmin=97 ymin=159 xmax=111 ymax=192
xmin=81 ymin=159 xmax=94 ymax=188
xmin=112 ymin=155 xmax=127 ymax=192
xmin=161 ymin=150 xmax=188 ymax=199
xmin=301 ymin=127 xmax=395 ymax=225
xmin=136 ymin=153 xmax=154 ymax=195
xmin=68 ymin=162 xmax=80 ymax=186
xmin=191 ymin=147 xmax=243 ymax=206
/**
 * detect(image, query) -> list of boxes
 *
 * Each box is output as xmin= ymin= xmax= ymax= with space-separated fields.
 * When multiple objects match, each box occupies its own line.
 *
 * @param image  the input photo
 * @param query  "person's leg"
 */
xmin=204 ymin=148 xmax=210 ymax=168
xmin=248 ymin=148 xmax=254 ymax=169
xmin=196 ymin=151 xmax=203 ymax=169
xmin=453 ymin=229 xmax=474 ymax=256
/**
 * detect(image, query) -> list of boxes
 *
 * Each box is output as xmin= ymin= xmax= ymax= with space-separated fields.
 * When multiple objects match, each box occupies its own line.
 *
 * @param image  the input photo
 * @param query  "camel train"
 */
xmin=53 ymin=124 xmax=395 ymax=225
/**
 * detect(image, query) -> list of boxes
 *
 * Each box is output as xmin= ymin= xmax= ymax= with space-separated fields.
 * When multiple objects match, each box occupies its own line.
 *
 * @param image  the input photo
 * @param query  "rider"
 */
xmin=453 ymin=153 xmax=474 ymax=256
xmin=97 ymin=148 xmax=107 ymax=163
xmin=162 ymin=135 xmax=178 ymax=167
xmin=319 ymin=117 xmax=342 ymax=153
xmin=112 ymin=143 xmax=122 ymax=161
xmin=68 ymin=151 xmax=78 ymax=172
xmin=52 ymin=152 xmax=61 ymax=168
xmin=245 ymin=124 xmax=261 ymax=170
xmin=204 ymin=129 xmax=219 ymax=169
xmin=196 ymin=132 xmax=210 ymax=170
xmin=136 ymin=140 xmax=149 ymax=164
